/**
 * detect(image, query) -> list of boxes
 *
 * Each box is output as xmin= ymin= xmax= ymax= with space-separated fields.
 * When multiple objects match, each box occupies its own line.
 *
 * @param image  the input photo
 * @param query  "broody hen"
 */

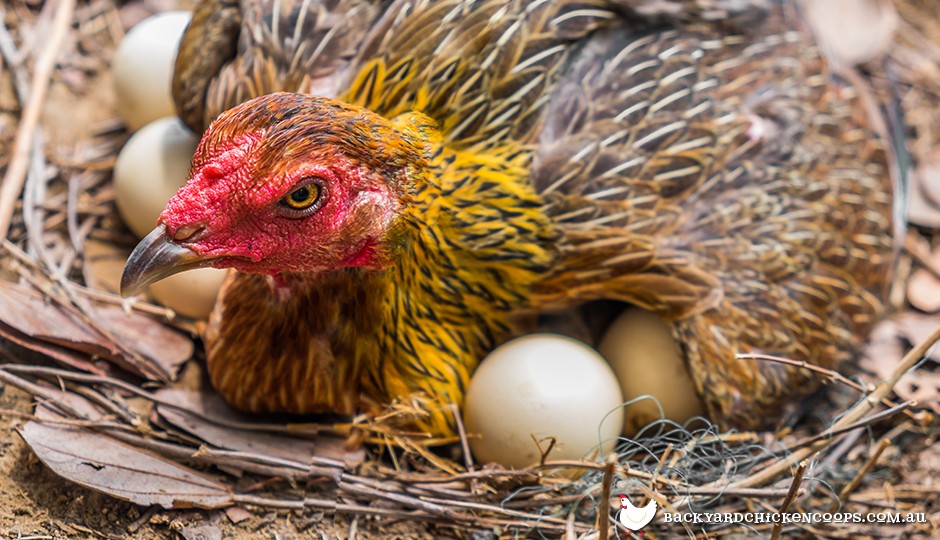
xmin=122 ymin=0 xmax=900 ymax=435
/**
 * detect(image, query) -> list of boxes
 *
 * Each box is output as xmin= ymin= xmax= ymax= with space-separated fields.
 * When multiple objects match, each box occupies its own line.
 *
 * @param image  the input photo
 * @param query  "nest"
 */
xmin=0 ymin=0 xmax=938 ymax=538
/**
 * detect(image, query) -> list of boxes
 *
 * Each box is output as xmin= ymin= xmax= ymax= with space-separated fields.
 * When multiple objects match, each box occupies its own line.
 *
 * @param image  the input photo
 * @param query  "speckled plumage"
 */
xmin=167 ymin=0 xmax=899 ymax=434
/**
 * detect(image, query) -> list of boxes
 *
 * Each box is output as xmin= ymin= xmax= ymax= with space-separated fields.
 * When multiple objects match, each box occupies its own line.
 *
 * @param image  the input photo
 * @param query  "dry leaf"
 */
xmin=0 ymin=280 xmax=192 ymax=380
xmin=223 ymin=506 xmax=252 ymax=524
xmin=177 ymin=524 xmax=222 ymax=540
xmin=58 ymin=66 xmax=87 ymax=94
xmin=33 ymin=386 xmax=107 ymax=422
xmin=0 ymin=280 xmax=122 ymax=360
xmin=0 ymin=322 xmax=107 ymax=375
xmin=19 ymin=420 xmax=233 ymax=509
xmin=118 ymin=5 xmax=151 ymax=33
xmin=897 ymin=371 xmax=940 ymax=414
xmin=907 ymin=441 xmax=940 ymax=484
xmin=907 ymin=247 xmax=940 ymax=312
xmin=860 ymin=320 xmax=903 ymax=381
xmin=155 ymin=388 xmax=363 ymax=467
xmin=96 ymin=305 xmax=192 ymax=378
xmin=893 ymin=312 xmax=940 ymax=360
xmin=916 ymin=148 xmax=940 ymax=208
xmin=908 ymin=176 xmax=940 ymax=228
xmin=800 ymin=0 xmax=898 ymax=65
xmin=861 ymin=318 xmax=940 ymax=414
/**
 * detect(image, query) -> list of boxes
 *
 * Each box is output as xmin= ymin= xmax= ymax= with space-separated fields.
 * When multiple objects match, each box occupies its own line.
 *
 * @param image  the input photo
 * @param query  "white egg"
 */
xmin=149 ymin=268 xmax=228 ymax=320
xmin=599 ymin=307 xmax=703 ymax=435
xmin=113 ymin=11 xmax=192 ymax=130
xmin=464 ymin=334 xmax=623 ymax=469
xmin=114 ymin=116 xmax=197 ymax=238
xmin=114 ymin=116 xmax=225 ymax=319
xmin=799 ymin=0 xmax=897 ymax=66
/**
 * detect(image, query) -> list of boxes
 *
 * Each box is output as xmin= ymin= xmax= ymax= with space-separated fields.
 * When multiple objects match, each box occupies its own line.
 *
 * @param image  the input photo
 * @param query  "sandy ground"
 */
xmin=0 ymin=386 xmax=436 ymax=539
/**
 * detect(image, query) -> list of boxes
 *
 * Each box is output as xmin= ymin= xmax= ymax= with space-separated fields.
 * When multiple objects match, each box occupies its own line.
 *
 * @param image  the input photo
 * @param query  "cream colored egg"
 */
xmin=114 ymin=116 xmax=197 ymax=238
xmin=113 ymin=11 xmax=192 ymax=130
xmin=599 ymin=307 xmax=703 ymax=435
xmin=149 ymin=268 xmax=227 ymax=320
xmin=464 ymin=334 xmax=623 ymax=469
xmin=799 ymin=0 xmax=897 ymax=66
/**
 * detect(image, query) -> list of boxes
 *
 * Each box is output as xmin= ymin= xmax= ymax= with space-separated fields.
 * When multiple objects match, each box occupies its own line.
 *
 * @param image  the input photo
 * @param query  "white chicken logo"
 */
xmin=617 ymin=494 xmax=657 ymax=531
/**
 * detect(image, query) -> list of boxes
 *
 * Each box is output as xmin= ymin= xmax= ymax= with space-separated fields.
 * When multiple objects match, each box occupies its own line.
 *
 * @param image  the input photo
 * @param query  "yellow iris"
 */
xmin=283 ymin=184 xmax=320 ymax=209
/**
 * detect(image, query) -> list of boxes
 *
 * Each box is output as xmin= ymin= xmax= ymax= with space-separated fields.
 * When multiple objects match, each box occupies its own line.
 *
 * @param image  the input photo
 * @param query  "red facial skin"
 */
xmin=157 ymin=95 xmax=413 ymax=278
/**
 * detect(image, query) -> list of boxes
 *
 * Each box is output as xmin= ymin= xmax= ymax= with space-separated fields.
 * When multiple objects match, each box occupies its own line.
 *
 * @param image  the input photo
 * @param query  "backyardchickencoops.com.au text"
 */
xmin=662 ymin=511 xmax=928 ymax=525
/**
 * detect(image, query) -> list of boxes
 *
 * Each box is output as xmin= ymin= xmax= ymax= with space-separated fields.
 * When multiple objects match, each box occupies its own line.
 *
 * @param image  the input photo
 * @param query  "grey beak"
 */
xmin=121 ymin=225 xmax=214 ymax=297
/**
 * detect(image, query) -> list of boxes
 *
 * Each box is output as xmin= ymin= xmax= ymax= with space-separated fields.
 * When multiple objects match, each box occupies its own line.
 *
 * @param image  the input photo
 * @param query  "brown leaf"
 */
xmin=155 ymin=388 xmax=363 ymax=467
xmin=118 ymin=1 xmax=154 ymax=32
xmin=906 ymin=441 xmax=940 ymax=485
xmin=223 ymin=506 xmax=252 ymax=524
xmin=907 ymin=247 xmax=940 ymax=313
xmin=861 ymin=318 xmax=940 ymax=414
xmin=896 ymin=371 xmax=940 ymax=414
xmin=0 ymin=321 xmax=107 ymax=375
xmin=905 ymin=145 xmax=940 ymax=233
xmin=0 ymin=280 xmax=192 ymax=380
xmin=908 ymin=176 xmax=940 ymax=229
xmin=916 ymin=148 xmax=940 ymax=209
xmin=177 ymin=524 xmax=222 ymax=540
xmin=19 ymin=421 xmax=233 ymax=509
xmin=58 ymin=66 xmax=87 ymax=94
xmin=861 ymin=321 xmax=903 ymax=381
xmin=893 ymin=312 xmax=940 ymax=360
xmin=0 ymin=281 xmax=122 ymax=361
xmin=86 ymin=244 xmax=195 ymax=375
xmin=96 ymin=305 xmax=193 ymax=378
xmin=33 ymin=386 xmax=107 ymax=422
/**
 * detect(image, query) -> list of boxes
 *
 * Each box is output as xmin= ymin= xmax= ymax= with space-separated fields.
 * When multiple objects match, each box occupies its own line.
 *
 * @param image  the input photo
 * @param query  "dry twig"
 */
xmin=724 ymin=321 xmax=940 ymax=490
xmin=769 ymin=459 xmax=807 ymax=540
xmin=596 ymin=453 xmax=617 ymax=540
xmin=829 ymin=438 xmax=892 ymax=513
xmin=0 ymin=0 xmax=77 ymax=238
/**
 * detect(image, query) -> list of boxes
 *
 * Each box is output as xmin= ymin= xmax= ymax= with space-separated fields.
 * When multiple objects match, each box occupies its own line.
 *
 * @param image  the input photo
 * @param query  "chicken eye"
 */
xmin=283 ymin=184 xmax=320 ymax=209
xmin=278 ymin=179 xmax=326 ymax=217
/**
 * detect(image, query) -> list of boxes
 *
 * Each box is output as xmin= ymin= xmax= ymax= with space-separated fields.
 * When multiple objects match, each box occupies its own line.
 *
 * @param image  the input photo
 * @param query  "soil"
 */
xmin=0 ymin=384 xmax=435 ymax=539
